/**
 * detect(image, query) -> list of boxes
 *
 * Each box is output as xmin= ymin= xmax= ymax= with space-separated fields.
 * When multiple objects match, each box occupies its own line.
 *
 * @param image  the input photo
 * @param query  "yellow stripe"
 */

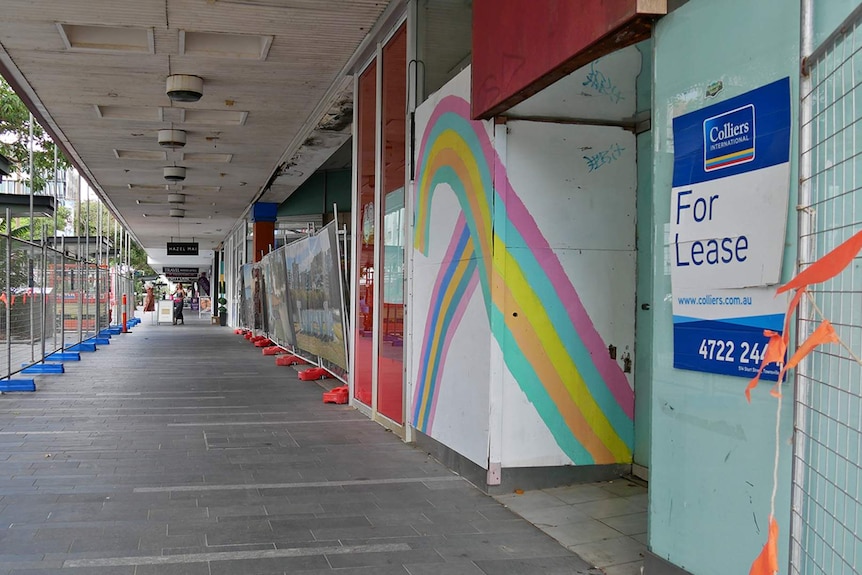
xmin=416 ymin=240 xmax=475 ymax=426
xmin=707 ymin=147 xmax=754 ymax=164
xmin=492 ymin=235 xmax=632 ymax=461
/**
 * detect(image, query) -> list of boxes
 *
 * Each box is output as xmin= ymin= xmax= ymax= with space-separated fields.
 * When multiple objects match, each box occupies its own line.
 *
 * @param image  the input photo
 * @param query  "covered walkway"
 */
xmin=0 ymin=317 xmax=602 ymax=575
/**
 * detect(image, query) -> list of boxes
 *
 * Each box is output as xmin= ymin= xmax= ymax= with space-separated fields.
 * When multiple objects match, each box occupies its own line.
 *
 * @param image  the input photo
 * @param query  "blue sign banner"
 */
xmin=671 ymin=78 xmax=791 ymax=380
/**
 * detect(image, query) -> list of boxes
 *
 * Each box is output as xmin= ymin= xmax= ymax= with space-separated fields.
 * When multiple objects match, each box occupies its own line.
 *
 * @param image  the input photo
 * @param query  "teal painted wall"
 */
xmin=634 ymin=39 xmax=654 ymax=470
xmin=649 ymin=1 xmax=799 ymax=573
xmin=277 ymin=169 xmax=351 ymax=217
xmin=814 ymin=0 xmax=859 ymax=47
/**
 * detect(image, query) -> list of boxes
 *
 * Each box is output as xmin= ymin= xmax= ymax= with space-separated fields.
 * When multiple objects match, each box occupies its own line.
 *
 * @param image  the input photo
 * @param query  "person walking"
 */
xmin=143 ymin=284 xmax=155 ymax=312
xmin=172 ymin=283 xmax=186 ymax=325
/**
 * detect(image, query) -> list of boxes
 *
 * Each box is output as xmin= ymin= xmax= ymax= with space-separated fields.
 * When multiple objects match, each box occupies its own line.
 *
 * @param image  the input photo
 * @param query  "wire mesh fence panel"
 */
xmin=7 ymin=239 xmax=44 ymax=372
xmin=48 ymin=248 xmax=67 ymax=353
xmin=793 ymin=12 xmax=862 ymax=575
xmin=68 ymin=259 xmax=87 ymax=346
xmin=0 ymin=236 xmax=9 ymax=379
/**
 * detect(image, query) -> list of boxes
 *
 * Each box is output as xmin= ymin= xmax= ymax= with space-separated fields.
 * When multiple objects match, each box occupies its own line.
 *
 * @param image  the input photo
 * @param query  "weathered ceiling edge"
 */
xmin=244 ymin=0 xmax=409 ymax=221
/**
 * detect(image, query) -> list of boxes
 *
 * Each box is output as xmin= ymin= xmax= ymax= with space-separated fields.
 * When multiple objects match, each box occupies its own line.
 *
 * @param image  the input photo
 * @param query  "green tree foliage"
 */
xmin=0 ymin=204 xmax=70 ymax=241
xmin=76 ymin=200 xmax=154 ymax=274
xmin=0 ymin=77 xmax=71 ymax=192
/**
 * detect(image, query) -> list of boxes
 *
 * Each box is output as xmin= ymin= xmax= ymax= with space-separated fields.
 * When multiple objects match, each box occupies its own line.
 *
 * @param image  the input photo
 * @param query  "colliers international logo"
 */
xmin=703 ymin=104 xmax=755 ymax=171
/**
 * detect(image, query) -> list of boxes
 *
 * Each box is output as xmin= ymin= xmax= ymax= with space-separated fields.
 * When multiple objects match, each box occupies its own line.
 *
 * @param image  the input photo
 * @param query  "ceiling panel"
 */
xmin=0 ymin=0 xmax=391 ymax=252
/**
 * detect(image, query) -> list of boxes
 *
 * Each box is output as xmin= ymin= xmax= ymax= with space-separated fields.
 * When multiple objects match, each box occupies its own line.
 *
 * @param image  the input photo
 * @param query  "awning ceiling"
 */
xmin=0 ymin=0 xmax=393 ymax=261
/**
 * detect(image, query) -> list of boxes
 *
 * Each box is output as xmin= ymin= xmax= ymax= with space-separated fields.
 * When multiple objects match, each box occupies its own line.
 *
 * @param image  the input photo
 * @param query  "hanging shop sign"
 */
xmin=166 ymin=242 xmax=198 ymax=255
xmin=163 ymin=267 xmax=198 ymax=277
xmin=671 ymin=77 xmax=791 ymax=380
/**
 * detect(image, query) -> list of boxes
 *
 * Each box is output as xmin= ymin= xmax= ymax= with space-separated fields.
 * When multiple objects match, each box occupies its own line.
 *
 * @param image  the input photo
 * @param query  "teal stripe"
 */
xmin=489 ymin=306 xmax=595 ymax=464
xmin=426 ymin=168 xmax=494 ymax=310
xmin=501 ymin=220 xmax=633 ymax=447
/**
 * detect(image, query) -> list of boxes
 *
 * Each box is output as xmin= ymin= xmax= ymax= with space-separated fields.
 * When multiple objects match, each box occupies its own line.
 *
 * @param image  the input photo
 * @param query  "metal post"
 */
xmin=28 ymin=113 xmax=34 ymax=242
xmin=94 ymin=217 xmax=101 ymax=337
xmin=52 ymin=145 xmax=58 ymax=239
xmin=60 ymin=236 xmax=66 ymax=351
xmin=40 ymin=223 xmax=48 ymax=362
xmin=85 ymin=189 xmax=90 ymax=339
xmin=5 ymin=208 xmax=11 ymax=381
xmin=28 ymin=114 xmax=35 ymax=362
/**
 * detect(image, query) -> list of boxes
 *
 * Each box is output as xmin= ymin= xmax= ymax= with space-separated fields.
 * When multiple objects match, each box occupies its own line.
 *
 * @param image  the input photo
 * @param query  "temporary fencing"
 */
xmin=0 ymin=232 xmax=135 ymax=381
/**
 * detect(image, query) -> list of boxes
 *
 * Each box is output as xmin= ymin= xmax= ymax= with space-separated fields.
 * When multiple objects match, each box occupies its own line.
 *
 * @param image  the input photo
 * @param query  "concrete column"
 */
xmin=251 ymin=202 xmax=278 ymax=263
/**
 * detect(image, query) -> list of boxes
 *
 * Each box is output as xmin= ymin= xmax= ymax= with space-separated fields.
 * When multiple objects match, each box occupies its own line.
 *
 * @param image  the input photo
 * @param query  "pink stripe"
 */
xmin=426 ymin=271 xmax=480 ymax=432
xmin=452 ymin=98 xmax=633 ymax=419
xmin=420 ymin=96 xmax=633 ymax=419
xmin=496 ymin=181 xmax=634 ymax=419
xmin=412 ymin=216 xmax=469 ymax=413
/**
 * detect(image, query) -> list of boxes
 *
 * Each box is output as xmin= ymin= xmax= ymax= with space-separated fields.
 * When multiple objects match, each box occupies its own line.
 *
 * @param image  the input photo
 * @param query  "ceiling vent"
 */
xmin=167 ymin=193 xmax=186 ymax=204
xmin=166 ymin=74 xmax=203 ymax=102
xmin=163 ymin=166 xmax=186 ymax=182
xmin=158 ymin=129 xmax=187 ymax=149
xmin=169 ymin=208 xmax=185 ymax=218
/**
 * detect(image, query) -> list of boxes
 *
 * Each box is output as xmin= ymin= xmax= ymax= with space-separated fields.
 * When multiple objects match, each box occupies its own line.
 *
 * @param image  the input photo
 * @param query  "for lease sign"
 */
xmin=670 ymin=78 xmax=791 ymax=380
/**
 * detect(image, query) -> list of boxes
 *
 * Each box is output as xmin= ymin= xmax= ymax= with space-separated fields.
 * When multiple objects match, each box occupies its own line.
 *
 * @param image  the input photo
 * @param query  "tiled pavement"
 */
xmin=0 ymin=313 xmax=645 ymax=574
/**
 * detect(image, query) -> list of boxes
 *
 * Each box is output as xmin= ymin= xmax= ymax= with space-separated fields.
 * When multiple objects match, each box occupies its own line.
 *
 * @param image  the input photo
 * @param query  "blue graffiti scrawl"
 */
xmin=583 ymin=62 xmax=624 ymax=103
xmin=584 ymin=143 xmax=625 ymax=172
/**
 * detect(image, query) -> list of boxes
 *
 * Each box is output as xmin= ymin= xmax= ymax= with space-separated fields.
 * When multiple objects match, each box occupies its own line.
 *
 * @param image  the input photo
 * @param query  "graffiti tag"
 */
xmin=584 ymin=143 xmax=625 ymax=172
xmin=582 ymin=62 xmax=624 ymax=103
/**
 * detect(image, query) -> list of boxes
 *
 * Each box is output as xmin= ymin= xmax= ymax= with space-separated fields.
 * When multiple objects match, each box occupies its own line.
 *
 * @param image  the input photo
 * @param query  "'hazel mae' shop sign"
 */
xmin=166 ymin=242 xmax=198 ymax=256
xmin=670 ymin=77 xmax=791 ymax=381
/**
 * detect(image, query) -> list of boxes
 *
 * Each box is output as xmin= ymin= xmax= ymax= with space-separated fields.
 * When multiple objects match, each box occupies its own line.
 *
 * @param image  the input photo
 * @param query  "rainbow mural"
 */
xmin=412 ymin=95 xmax=635 ymax=465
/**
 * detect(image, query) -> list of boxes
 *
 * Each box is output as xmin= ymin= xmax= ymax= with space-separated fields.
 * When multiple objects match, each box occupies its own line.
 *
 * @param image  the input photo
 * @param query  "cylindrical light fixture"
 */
xmin=163 ymin=166 xmax=186 ymax=182
xmin=166 ymin=75 xmax=203 ymax=102
xmin=169 ymin=208 xmax=185 ymax=218
xmin=167 ymin=193 xmax=186 ymax=204
xmin=158 ymin=129 xmax=187 ymax=149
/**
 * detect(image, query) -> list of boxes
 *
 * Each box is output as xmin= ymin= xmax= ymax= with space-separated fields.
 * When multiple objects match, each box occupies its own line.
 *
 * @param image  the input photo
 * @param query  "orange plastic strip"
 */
xmin=745 ymin=330 xmax=786 ymax=403
xmin=778 ymin=228 xmax=862 ymax=293
xmin=779 ymin=320 xmax=839 ymax=378
xmin=749 ymin=515 xmax=779 ymax=575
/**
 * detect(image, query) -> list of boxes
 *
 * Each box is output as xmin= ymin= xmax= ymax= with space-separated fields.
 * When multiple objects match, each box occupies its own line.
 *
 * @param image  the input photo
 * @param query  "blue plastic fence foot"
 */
xmin=98 ymin=329 xmax=114 ymax=338
xmin=107 ymin=326 xmax=122 ymax=335
xmin=45 ymin=352 xmax=81 ymax=362
xmin=87 ymin=337 xmax=110 ymax=345
xmin=67 ymin=342 xmax=97 ymax=352
xmin=0 ymin=379 xmax=36 ymax=392
xmin=21 ymin=363 xmax=64 ymax=374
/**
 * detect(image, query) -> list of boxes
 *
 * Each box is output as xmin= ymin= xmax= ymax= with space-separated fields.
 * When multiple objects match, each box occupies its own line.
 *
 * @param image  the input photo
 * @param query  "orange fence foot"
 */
xmin=299 ymin=367 xmax=330 ymax=381
xmin=275 ymin=354 xmax=308 ymax=366
xmin=323 ymin=385 xmax=349 ymax=404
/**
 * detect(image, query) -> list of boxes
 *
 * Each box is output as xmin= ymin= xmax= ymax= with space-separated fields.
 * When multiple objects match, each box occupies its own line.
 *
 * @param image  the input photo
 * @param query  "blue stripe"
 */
xmin=413 ymin=225 xmax=475 ymax=427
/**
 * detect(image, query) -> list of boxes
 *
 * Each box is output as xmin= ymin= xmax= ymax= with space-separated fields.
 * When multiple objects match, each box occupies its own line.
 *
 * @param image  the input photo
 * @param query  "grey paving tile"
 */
xmin=209 ymin=554 xmax=330 ymax=574
xmin=326 ymin=548 xmax=445 ymax=569
xmin=602 ymin=560 xmax=645 ymax=575
xmin=600 ymin=480 xmax=647 ymax=498
xmin=540 ymin=517 xmax=622 ymax=548
xmin=567 ymin=535 xmax=647 ymax=568
xmin=543 ymin=484 xmax=618 ymax=505
xmin=473 ymin=555 xmax=602 ymax=574
xmin=495 ymin=491 xmax=569 ymax=514
xmin=0 ymin=322 xmax=605 ymax=575
xmin=599 ymin=511 xmax=647 ymax=535
xmin=571 ymin=496 xmax=647 ymax=519
xmin=134 ymin=564 xmax=210 ymax=575
xmin=405 ymin=560 xmax=485 ymax=574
